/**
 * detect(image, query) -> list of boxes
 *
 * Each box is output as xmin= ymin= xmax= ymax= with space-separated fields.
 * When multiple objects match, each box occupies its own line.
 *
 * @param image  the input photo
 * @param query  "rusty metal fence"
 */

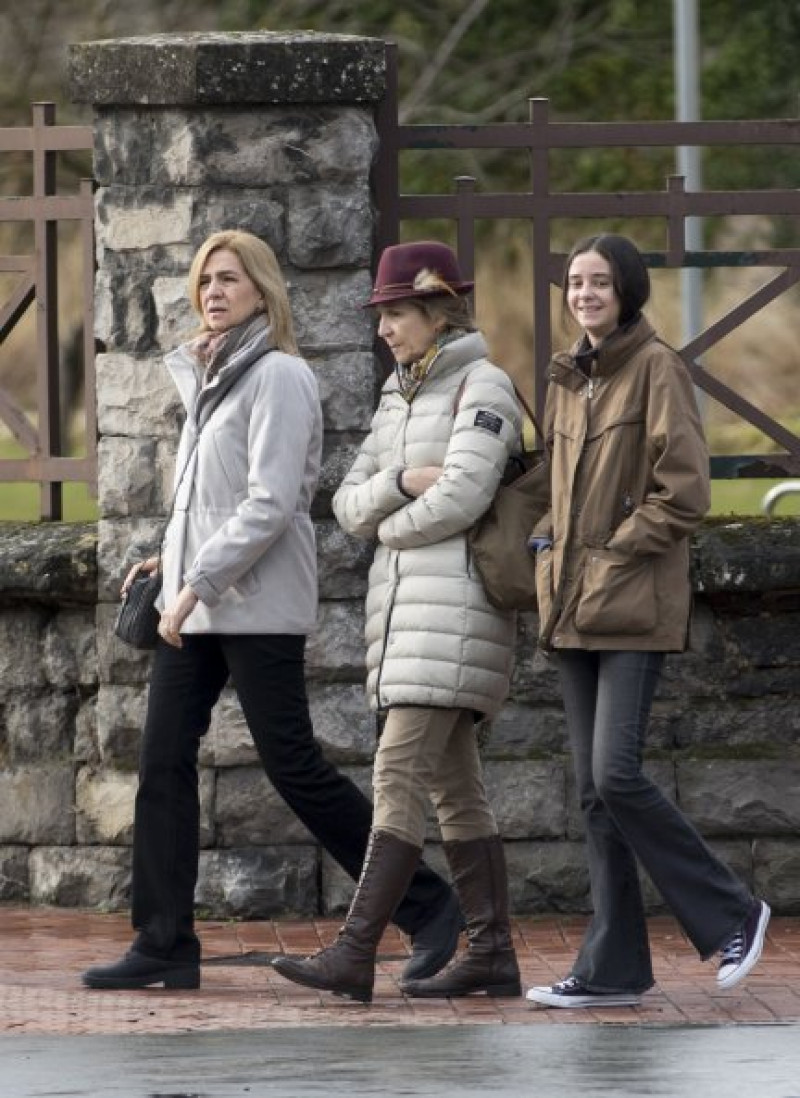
xmin=0 ymin=103 xmax=95 ymax=520
xmin=2 ymin=66 xmax=800 ymax=522
xmin=374 ymin=45 xmax=800 ymax=478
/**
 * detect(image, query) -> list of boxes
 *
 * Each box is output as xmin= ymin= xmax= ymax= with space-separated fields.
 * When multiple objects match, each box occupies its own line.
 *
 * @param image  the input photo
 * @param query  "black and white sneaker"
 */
xmin=717 ymin=899 xmax=771 ymax=990
xmin=526 ymin=976 xmax=642 ymax=1008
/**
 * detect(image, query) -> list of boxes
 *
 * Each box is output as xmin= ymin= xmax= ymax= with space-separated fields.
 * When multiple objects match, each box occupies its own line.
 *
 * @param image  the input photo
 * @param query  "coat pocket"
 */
xmin=575 ymin=549 xmax=656 ymax=635
xmin=534 ymin=548 xmax=554 ymax=628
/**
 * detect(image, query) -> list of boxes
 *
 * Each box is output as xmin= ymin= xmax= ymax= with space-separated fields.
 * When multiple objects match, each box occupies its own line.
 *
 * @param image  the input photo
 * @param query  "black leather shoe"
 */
xmin=81 ymin=950 xmax=200 ymax=990
xmin=402 ymin=891 xmax=464 ymax=981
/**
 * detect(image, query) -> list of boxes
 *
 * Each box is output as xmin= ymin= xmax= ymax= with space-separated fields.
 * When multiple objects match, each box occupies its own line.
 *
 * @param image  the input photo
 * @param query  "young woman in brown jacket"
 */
xmin=527 ymin=233 xmax=769 ymax=1008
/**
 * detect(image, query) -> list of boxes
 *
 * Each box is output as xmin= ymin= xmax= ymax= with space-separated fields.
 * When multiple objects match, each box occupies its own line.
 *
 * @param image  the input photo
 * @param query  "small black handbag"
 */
xmin=114 ymin=569 xmax=163 ymax=649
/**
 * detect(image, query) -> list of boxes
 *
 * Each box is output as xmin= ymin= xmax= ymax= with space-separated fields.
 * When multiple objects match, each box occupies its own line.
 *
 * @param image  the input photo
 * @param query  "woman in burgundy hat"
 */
xmin=273 ymin=240 xmax=524 ymax=1003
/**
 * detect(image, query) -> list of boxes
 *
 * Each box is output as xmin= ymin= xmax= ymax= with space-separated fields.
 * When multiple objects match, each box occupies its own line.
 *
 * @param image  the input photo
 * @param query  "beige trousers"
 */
xmin=372 ymin=706 xmax=498 ymax=847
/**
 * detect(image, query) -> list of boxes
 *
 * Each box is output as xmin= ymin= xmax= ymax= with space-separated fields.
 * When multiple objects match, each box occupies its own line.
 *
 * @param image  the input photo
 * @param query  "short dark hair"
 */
xmin=562 ymin=233 xmax=650 ymax=325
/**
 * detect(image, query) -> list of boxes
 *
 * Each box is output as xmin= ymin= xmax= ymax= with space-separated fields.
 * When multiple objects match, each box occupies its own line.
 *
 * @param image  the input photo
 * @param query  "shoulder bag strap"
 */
xmin=153 ymin=361 xmax=254 ymax=567
xmin=453 ymin=372 xmax=544 ymax=441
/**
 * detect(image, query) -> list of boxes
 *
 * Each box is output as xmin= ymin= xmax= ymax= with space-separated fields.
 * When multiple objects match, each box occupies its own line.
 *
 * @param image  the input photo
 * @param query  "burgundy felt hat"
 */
xmin=364 ymin=241 xmax=474 ymax=307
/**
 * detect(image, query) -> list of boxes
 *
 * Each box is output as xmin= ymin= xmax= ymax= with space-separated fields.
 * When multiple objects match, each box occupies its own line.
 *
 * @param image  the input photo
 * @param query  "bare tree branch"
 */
xmin=400 ymin=0 xmax=492 ymax=123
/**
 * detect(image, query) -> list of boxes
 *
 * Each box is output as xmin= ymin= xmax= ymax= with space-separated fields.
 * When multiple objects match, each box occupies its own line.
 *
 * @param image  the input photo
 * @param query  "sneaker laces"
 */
xmin=554 ymin=976 xmax=582 ymax=992
xmin=719 ymin=929 xmax=745 ymax=965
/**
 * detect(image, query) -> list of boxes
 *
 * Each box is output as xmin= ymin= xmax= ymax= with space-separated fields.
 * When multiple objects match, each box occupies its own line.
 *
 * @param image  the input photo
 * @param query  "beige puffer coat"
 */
xmin=333 ymin=332 xmax=521 ymax=717
xmin=534 ymin=316 xmax=710 ymax=652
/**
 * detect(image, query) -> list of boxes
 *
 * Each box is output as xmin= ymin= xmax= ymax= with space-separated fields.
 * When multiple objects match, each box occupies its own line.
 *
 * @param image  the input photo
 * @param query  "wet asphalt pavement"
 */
xmin=4 ymin=1023 xmax=800 ymax=1098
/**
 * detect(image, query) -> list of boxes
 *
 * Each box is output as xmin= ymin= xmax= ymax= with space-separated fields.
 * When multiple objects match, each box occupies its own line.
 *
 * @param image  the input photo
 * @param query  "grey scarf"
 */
xmin=193 ymin=313 xmax=274 ymax=429
xmin=198 ymin=312 xmax=270 ymax=385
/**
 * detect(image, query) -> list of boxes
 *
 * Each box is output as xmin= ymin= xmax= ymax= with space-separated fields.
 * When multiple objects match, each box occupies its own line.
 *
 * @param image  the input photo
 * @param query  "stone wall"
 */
xmin=1 ymin=32 xmax=797 ymax=921
xmin=1 ymin=520 xmax=799 ymax=916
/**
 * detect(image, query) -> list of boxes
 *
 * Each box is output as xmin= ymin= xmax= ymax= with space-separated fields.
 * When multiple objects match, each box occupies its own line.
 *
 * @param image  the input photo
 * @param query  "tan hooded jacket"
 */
xmin=534 ymin=315 xmax=710 ymax=652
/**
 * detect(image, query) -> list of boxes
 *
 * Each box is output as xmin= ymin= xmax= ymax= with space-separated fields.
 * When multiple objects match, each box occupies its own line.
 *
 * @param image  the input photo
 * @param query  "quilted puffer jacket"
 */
xmin=333 ymin=331 xmax=522 ymax=717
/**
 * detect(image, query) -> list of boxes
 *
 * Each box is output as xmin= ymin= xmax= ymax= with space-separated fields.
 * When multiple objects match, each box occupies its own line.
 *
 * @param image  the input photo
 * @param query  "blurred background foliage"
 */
xmin=1 ymin=0 xmax=799 ymax=517
xmin=3 ymin=0 xmax=799 ymax=196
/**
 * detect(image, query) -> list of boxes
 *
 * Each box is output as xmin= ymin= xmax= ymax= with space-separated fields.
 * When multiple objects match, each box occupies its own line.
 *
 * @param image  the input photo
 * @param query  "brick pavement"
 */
xmin=0 ymin=906 xmax=798 ymax=1034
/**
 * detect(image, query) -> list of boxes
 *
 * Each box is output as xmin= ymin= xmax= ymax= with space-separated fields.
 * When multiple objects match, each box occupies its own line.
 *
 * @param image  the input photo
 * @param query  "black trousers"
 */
xmin=130 ymin=633 xmax=452 ymax=961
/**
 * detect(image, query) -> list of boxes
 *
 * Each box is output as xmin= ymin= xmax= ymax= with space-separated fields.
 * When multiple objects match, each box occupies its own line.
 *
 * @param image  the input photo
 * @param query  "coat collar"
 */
xmin=383 ymin=330 xmax=488 ymax=397
xmin=165 ymin=325 xmax=275 ymax=423
xmin=548 ymin=315 xmax=657 ymax=391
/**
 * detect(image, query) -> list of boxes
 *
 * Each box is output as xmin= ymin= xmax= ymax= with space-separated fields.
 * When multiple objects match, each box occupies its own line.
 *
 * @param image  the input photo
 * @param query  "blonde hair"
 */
xmin=187 ymin=230 xmax=299 ymax=354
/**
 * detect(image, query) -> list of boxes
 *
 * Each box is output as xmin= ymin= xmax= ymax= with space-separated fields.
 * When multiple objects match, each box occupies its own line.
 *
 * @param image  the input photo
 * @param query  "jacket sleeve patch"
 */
xmin=474 ymin=409 xmax=503 ymax=435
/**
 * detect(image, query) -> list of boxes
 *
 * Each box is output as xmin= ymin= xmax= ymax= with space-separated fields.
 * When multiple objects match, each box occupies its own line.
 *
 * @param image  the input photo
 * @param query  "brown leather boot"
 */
xmin=400 ymin=834 xmax=521 ymax=998
xmin=271 ymin=829 xmax=421 ymax=1003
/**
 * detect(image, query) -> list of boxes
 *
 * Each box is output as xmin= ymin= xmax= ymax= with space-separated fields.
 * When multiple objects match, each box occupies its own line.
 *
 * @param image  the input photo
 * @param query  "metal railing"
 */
xmin=0 ymin=103 xmax=95 ymax=519
xmin=374 ymin=44 xmax=800 ymax=478
xmin=762 ymin=481 xmax=800 ymax=516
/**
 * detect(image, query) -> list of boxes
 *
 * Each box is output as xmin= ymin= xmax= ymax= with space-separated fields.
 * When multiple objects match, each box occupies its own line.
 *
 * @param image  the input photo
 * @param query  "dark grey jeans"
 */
xmin=556 ymin=649 xmax=753 ymax=994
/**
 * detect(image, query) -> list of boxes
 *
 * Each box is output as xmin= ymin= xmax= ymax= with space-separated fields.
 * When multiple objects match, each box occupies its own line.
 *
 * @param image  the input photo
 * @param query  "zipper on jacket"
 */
xmin=375 ymin=549 xmax=401 ymax=710
xmin=376 ymin=398 xmax=414 ymax=709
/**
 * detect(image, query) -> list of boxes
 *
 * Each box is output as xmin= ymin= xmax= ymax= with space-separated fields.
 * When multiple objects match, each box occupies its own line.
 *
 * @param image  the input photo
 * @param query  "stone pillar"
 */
xmin=67 ymin=32 xmax=387 ymax=916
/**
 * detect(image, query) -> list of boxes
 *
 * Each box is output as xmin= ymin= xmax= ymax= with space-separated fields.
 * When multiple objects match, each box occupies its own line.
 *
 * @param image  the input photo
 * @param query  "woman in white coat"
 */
xmin=273 ymin=241 xmax=523 ymax=1003
xmin=81 ymin=231 xmax=462 ymax=991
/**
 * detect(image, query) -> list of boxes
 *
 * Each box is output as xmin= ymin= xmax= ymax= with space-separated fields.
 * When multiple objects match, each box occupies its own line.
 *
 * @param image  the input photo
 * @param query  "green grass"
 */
xmin=0 ymin=479 xmax=99 ymax=521
xmin=711 ymin=478 xmax=800 ymax=517
xmin=0 ymin=437 xmax=98 ymax=521
xmin=0 ymin=476 xmax=793 ymax=522
xmin=0 ymin=441 xmax=796 ymax=523
xmin=706 ymin=419 xmax=800 ymax=515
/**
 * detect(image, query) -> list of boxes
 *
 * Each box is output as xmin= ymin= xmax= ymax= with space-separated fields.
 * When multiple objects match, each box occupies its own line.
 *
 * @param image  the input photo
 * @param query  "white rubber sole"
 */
xmin=526 ymin=985 xmax=642 ymax=1008
xmin=717 ymin=900 xmax=771 ymax=990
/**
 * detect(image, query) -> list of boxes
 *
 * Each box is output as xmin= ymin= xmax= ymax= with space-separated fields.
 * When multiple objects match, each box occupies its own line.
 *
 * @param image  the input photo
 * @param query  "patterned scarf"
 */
xmin=397 ymin=327 xmax=469 ymax=403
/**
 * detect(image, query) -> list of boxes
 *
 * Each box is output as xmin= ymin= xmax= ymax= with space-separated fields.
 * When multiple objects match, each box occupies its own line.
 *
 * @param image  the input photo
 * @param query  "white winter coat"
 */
xmin=159 ymin=326 xmax=323 ymax=634
xmin=333 ymin=331 xmax=521 ymax=717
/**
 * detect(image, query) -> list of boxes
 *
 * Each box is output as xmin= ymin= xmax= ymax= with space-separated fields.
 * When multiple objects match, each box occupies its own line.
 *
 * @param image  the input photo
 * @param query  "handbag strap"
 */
xmin=151 ymin=432 xmax=200 ymax=570
xmin=453 ymin=372 xmax=544 ymax=442
xmin=152 ymin=360 xmax=254 ymax=567
xmin=510 ymin=385 xmax=544 ymax=441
